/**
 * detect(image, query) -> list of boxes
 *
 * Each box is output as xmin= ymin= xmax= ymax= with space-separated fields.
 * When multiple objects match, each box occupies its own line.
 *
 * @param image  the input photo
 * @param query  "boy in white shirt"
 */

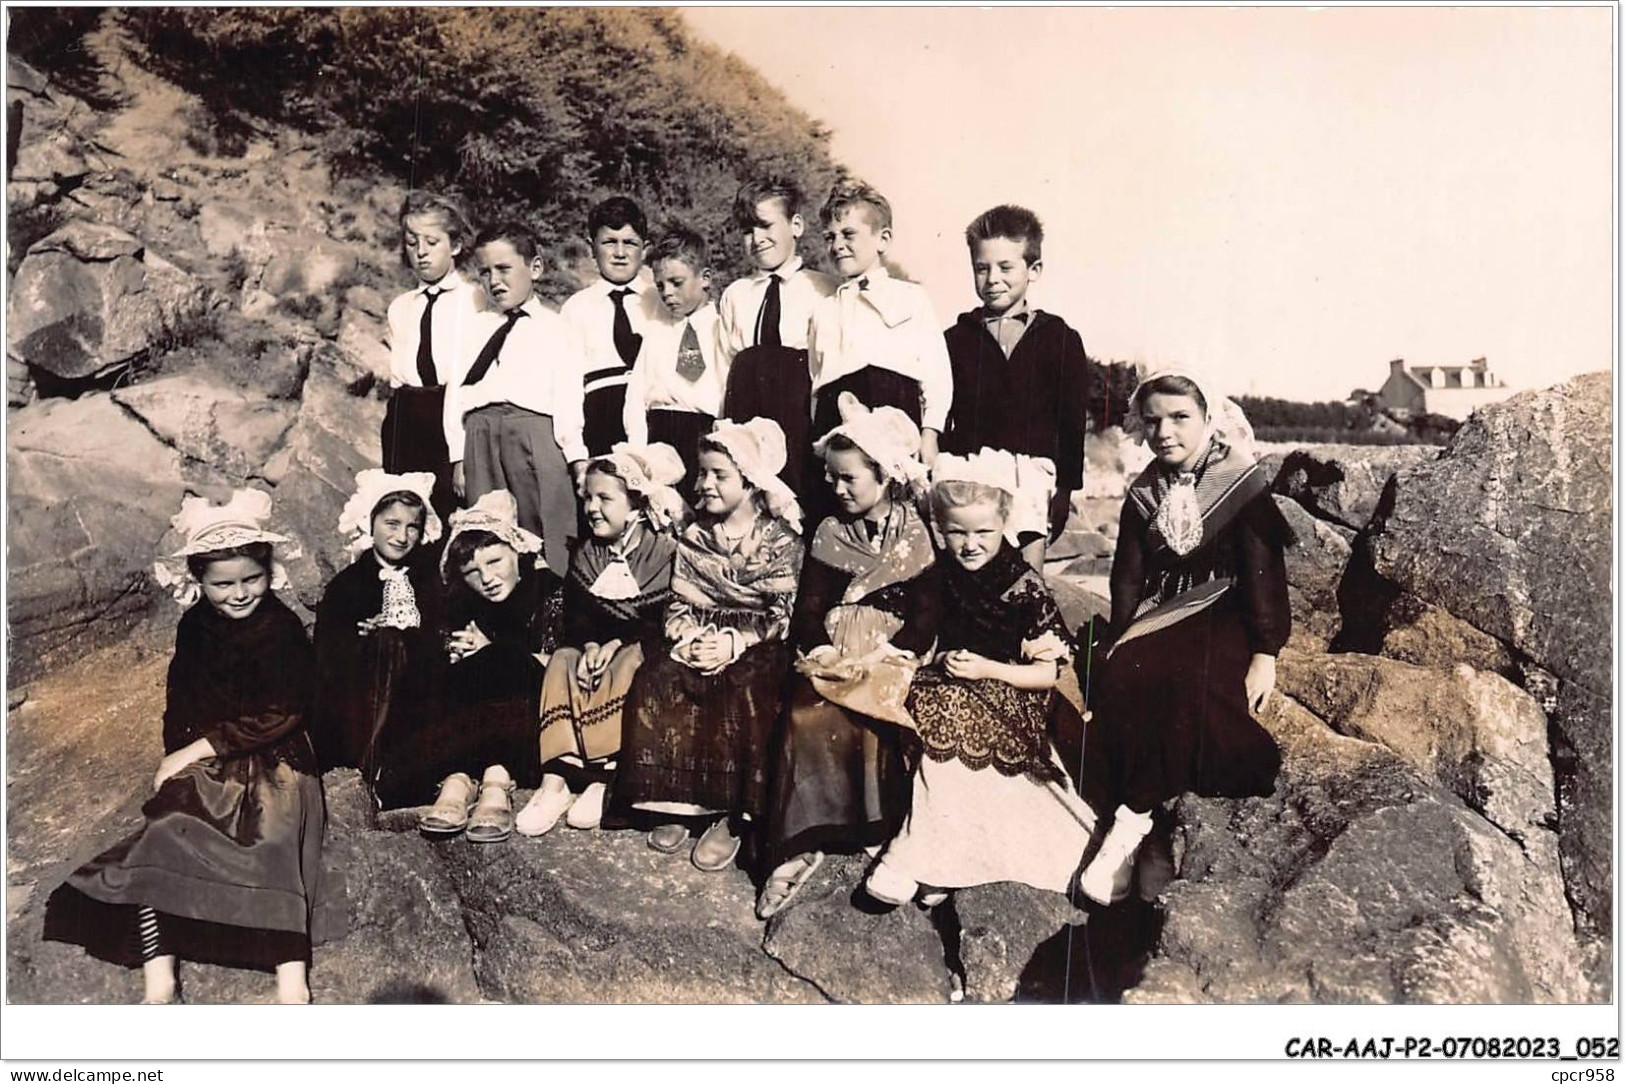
xmin=623 ymin=225 xmax=724 ymax=495
xmin=718 ymin=176 xmax=837 ymax=498
xmin=806 ymin=179 xmax=952 ymax=462
xmin=383 ymin=191 xmax=488 ymax=524
xmin=445 ymin=221 xmax=588 ymax=575
xmin=559 ymin=196 xmax=673 ymax=456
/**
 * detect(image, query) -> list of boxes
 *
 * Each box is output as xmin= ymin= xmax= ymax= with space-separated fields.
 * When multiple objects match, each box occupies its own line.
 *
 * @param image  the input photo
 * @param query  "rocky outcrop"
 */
xmin=260 ymin=351 xmax=385 ymax=610
xmin=1274 ymin=495 xmax=1354 ymax=648
xmin=1276 ymin=651 xmax=1553 ymax=842
xmin=439 ymin=829 xmax=822 ymax=1005
xmin=1272 ymin=444 xmax=1440 ymax=530
xmin=6 ymin=394 xmax=185 ymax=682
xmin=8 ymin=220 xmax=219 ymax=385
xmin=1364 ymin=373 xmax=1612 ymax=952
xmin=1130 ymin=696 xmax=1590 ymax=1004
xmin=762 ymin=854 xmax=954 ymax=1003
xmin=112 ymin=373 xmax=297 ymax=478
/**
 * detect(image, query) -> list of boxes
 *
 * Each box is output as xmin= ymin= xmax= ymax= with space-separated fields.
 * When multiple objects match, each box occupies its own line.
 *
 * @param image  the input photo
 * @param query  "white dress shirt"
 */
xmin=623 ymin=302 xmax=727 ymax=445
xmin=442 ymin=295 xmax=588 ymax=464
xmin=558 ymin=274 xmax=675 ymax=400
xmin=385 ymin=269 xmax=490 ymax=388
xmin=715 ymin=255 xmax=838 ymax=362
xmin=806 ymin=264 xmax=954 ymax=432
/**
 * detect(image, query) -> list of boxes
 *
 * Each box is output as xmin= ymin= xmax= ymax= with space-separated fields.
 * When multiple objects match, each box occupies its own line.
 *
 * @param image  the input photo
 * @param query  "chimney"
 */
xmin=1389 ymin=358 xmax=1406 ymax=374
xmin=1469 ymin=356 xmax=1487 ymax=371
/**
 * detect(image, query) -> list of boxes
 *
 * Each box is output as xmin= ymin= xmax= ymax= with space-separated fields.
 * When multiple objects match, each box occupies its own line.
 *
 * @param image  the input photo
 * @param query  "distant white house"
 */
xmin=1373 ymin=357 xmax=1514 ymax=421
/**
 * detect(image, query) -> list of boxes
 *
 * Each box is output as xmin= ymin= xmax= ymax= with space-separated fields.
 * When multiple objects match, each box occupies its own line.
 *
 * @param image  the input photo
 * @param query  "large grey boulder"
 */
xmin=1276 ymin=650 xmax=1553 ymax=841
xmin=1272 ymin=444 xmax=1441 ymax=531
xmin=6 ymin=393 xmax=185 ymax=681
xmin=1274 ymin=495 xmax=1353 ymax=648
xmin=1130 ymin=696 xmax=1591 ymax=1004
xmin=111 ymin=373 xmax=296 ymax=480
xmin=1365 ymin=372 xmax=1612 ymax=946
xmin=259 ymin=351 xmax=385 ymax=613
xmin=7 ymin=221 xmax=217 ymax=383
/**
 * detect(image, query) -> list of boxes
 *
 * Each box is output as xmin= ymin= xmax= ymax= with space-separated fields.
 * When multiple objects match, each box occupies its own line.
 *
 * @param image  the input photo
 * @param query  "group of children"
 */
xmin=42 ymin=177 xmax=1293 ymax=1004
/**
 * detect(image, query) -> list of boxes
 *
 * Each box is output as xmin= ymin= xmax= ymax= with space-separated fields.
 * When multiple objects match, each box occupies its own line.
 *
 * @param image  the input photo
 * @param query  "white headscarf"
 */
xmin=812 ymin=391 xmax=929 ymax=498
xmin=590 ymin=442 xmax=689 ymax=533
xmin=438 ymin=489 xmax=544 ymax=578
xmin=151 ymin=488 xmax=297 ymax=607
xmin=337 ymin=469 xmax=444 ymax=556
xmin=1123 ymin=366 xmax=1256 ymax=464
xmin=702 ymin=417 xmax=803 ymax=536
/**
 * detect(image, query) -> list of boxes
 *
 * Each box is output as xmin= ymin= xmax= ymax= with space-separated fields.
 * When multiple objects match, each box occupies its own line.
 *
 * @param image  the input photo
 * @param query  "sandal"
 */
xmin=756 ymin=851 xmax=825 ymax=919
xmin=419 ymin=773 xmax=477 ymax=835
xmin=919 ymin=886 xmax=950 ymax=908
xmin=691 ymin=818 xmax=741 ymax=872
xmin=647 ymin=823 xmax=690 ymax=854
xmin=466 ymin=777 xmax=516 ymax=843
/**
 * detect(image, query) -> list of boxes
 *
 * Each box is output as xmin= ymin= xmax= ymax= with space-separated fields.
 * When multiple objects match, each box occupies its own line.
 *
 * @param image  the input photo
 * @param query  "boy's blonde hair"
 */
xmin=929 ymin=479 xmax=1011 ymax=526
xmin=820 ymin=178 xmax=892 ymax=231
xmin=399 ymin=190 xmax=473 ymax=251
xmin=733 ymin=176 xmax=805 ymax=229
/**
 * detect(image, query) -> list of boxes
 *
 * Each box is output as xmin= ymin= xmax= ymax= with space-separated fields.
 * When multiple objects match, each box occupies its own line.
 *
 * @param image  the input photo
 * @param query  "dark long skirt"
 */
xmin=380 ymin=644 xmax=545 ymax=800
xmin=609 ymin=641 xmax=791 ymax=822
xmin=721 ymin=345 xmax=812 ymax=497
xmin=761 ymin=675 xmax=913 ymax=871
xmin=381 ymin=385 xmax=457 ymax=525
xmin=43 ymin=746 xmax=339 ymax=971
xmin=647 ymin=408 xmax=715 ymax=499
xmin=1080 ymin=599 xmax=1281 ymax=818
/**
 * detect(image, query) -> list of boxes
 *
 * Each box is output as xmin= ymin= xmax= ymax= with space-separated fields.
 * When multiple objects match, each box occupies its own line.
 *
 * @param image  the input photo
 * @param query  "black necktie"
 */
xmin=755 ymin=273 xmax=783 ymax=348
xmin=610 ymin=288 xmax=641 ymax=367
xmin=460 ymin=308 xmax=526 ymax=387
xmin=415 ymin=289 xmax=442 ymax=387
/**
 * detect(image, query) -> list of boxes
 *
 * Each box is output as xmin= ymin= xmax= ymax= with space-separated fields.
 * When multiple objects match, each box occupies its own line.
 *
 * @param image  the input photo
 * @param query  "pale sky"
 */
xmin=682 ymin=6 xmax=1613 ymax=401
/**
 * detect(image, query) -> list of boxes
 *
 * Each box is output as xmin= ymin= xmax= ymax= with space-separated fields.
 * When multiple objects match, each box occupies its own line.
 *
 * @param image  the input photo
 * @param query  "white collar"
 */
xmin=839 ymin=262 xmax=892 ymax=294
xmin=599 ymin=275 xmax=647 ymax=298
xmin=417 ymin=269 xmax=470 ymax=297
xmin=754 ymin=254 xmax=804 ymax=282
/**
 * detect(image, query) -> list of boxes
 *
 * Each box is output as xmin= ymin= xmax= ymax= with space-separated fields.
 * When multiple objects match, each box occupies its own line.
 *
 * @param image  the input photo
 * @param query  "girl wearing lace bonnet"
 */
xmin=753 ymin=393 xmax=939 ymax=919
xmin=46 ymin=488 xmax=340 ymax=1006
xmin=860 ymin=451 xmax=1094 ymax=908
xmin=404 ymin=490 xmax=564 ymax=843
xmin=310 ymin=470 xmax=447 ymax=807
xmin=606 ymin=417 xmax=805 ymax=872
xmin=515 ymin=443 xmax=685 ymax=838
xmin=1074 ymin=366 xmax=1293 ymax=907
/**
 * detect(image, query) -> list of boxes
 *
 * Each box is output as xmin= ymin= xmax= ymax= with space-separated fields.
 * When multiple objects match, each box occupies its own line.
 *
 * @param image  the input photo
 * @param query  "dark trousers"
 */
xmin=647 ymin=408 xmax=715 ymax=501
xmin=463 ymin=403 xmax=576 ymax=575
xmin=381 ymin=385 xmax=458 ymax=526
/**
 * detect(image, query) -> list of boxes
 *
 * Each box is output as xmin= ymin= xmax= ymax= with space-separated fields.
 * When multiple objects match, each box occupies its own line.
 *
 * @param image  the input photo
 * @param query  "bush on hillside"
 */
xmin=120 ymin=8 xmax=843 ymax=290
